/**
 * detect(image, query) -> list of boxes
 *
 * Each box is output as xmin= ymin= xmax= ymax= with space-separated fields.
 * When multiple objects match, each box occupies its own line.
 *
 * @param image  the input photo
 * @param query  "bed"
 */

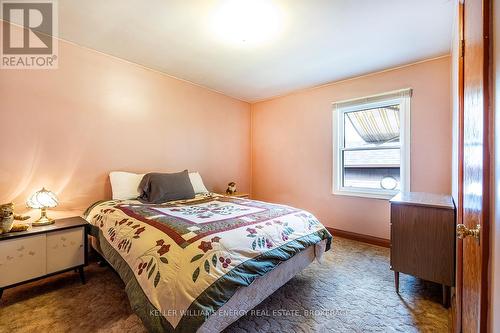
xmin=84 ymin=194 xmax=332 ymax=332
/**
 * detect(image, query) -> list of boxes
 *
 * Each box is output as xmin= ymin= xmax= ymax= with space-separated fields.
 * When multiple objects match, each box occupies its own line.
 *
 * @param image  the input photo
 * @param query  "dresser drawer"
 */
xmin=0 ymin=234 xmax=46 ymax=287
xmin=46 ymin=227 xmax=85 ymax=274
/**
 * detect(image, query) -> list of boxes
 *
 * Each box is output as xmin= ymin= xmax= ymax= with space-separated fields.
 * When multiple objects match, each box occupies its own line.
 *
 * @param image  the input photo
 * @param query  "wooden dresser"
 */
xmin=390 ymin=192 xmax=455 ymax=306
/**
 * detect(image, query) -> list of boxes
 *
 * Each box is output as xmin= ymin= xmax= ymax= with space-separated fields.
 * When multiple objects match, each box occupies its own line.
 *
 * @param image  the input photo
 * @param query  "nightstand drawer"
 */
xmin=46 ymin=227 xmax=85 ymax=274
xmin=0 ymin=234 xmax=46 ymax=288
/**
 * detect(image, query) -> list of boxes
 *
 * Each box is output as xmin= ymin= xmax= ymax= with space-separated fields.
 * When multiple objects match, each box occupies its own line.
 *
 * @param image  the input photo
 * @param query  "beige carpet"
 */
xmin=0 ymin=238 xmax=450 ymax=332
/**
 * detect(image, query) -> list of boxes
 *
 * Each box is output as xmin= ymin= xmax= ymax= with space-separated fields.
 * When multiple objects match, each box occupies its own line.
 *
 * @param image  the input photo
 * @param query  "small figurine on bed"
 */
xmin=0 ymin=202 xmax=30 ymax=234
xmin=226 ymin=182 xmax=237 ymax=195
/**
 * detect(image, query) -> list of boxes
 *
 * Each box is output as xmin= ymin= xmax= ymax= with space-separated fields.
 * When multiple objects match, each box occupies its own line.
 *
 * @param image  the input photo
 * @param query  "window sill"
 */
xmin=332 ymin=189 xmax=398 ymax=200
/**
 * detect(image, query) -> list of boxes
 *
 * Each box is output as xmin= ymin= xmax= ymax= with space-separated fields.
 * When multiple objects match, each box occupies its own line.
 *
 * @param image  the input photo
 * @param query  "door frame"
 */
xmin=480 ymin=0 xmax=492 ymax=330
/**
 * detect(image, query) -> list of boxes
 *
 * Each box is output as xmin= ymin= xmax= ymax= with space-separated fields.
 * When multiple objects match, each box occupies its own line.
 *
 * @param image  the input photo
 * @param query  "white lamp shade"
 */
xmin=27 ymin=188 xmax=59 ymax=209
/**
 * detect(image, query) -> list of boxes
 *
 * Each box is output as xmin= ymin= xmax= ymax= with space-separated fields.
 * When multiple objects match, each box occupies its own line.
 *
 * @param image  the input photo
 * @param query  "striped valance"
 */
xmin=333 ymin=88 xmax=412 ymax=144
xmin=346 ymin=106 xmax=400 ymax=143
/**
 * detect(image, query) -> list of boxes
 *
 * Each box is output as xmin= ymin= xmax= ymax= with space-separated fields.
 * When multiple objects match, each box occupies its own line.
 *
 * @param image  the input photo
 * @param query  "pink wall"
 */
xmin=0 ymin=27 xmax=251 ymax=214
xmin=251 ymin=57 xmax=452 ymax=239
xmin=0 ymin=19 xmax=451 ymax=242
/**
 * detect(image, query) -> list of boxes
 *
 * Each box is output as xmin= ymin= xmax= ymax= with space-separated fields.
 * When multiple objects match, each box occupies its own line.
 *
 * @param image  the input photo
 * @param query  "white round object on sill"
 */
xmin=380 ymin=176 xmax=398 ymax=190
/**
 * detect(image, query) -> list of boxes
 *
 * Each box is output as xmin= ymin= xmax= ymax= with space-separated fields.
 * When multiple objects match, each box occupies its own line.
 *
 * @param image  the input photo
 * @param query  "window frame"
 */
xmin=332 ymin=88 xmax=412 ymax=200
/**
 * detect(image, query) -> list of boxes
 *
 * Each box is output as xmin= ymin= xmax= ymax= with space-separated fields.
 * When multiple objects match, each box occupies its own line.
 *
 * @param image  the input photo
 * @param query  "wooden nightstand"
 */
xmin=221 ymin=193 xmax=250 ymax=199
xmin=0 ymin=216 xmax=89 ymax=299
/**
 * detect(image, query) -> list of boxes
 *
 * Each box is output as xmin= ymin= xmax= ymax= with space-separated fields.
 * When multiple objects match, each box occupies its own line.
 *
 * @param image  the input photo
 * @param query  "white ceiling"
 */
xmin=37 ymin=1 xmax=455 ymax=101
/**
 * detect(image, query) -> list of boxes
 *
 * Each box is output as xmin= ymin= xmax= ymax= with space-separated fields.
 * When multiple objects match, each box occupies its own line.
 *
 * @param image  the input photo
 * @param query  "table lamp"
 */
xmin=26 ymin=187 xmax=58 ymax=226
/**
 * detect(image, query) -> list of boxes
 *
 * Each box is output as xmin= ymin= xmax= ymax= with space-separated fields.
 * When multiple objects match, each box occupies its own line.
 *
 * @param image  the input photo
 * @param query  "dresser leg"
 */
xmin=442 ymin=284 xmax=450 ymax=308
xmin=78 ymin=267 xmax=86 ymax=285
xmin=394 ymin=271 xmax=400 ymax=293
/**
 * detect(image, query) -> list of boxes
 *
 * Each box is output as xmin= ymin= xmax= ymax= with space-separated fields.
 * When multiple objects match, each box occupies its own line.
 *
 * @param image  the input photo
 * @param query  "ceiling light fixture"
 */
xmin=211 ymin=0 xmax=284 ymax=46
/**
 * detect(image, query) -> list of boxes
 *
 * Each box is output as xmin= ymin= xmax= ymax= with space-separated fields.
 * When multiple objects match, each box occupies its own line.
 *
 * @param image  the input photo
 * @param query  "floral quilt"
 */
xmin=84 ymin=194 xmax=332 ymax=332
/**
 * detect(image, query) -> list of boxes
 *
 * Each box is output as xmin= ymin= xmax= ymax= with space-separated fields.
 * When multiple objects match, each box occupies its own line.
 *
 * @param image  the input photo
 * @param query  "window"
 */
xmin=332 ymin=89 xmax=411 ymax=199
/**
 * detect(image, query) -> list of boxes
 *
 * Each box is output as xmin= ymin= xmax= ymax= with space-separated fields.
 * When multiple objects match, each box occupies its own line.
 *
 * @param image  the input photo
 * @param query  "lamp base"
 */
xmin=32 ymin=217 xmax=55 ymax=226
xmin=32 ymin=209 xmax=55 ymax=227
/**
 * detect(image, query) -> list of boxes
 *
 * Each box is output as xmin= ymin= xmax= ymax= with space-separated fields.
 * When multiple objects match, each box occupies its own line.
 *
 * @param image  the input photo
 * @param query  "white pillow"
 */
xmin=110 ymin=171 xmax=208 ymax=199
xmin=109 ymin=171 xmax=145 ymax=200
xmin=189 ymin=172 xmax=209 ymax=194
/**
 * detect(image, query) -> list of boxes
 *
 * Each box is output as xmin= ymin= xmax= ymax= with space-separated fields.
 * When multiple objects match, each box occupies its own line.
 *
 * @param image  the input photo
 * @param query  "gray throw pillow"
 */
xmin=138 ymin=170 xmax=195 ymax=203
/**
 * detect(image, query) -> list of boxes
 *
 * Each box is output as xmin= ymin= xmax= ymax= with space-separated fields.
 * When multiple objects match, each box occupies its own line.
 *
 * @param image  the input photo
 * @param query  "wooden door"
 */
xmin=457 ymin=0 xmax=491 ymax=332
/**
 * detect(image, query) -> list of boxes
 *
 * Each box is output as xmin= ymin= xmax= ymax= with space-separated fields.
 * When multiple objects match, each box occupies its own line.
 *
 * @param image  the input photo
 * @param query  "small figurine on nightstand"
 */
xmin=0 ymin=203 xmax=30 ymax=234
xmin=226 ymin=182 xmax=237 ymax=195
